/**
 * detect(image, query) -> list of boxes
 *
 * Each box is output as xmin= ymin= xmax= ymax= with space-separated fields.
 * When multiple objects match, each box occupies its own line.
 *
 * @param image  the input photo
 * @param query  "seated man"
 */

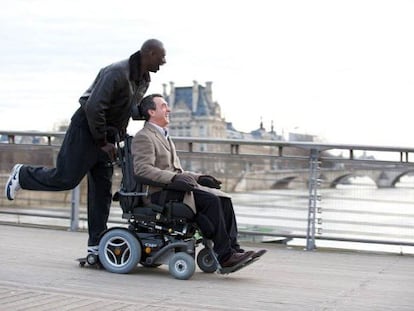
xmin=131 ymin=94 xmax=265 ymax=269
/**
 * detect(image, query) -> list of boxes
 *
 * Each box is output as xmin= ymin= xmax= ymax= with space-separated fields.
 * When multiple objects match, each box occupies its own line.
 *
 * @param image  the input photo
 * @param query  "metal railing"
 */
xmin=1 ymin=130 xmax=414 ymax=252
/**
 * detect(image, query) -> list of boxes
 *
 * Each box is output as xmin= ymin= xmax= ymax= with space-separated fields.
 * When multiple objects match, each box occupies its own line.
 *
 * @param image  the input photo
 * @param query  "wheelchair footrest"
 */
xmin=218 ymin=256 xmax=260 ymax=275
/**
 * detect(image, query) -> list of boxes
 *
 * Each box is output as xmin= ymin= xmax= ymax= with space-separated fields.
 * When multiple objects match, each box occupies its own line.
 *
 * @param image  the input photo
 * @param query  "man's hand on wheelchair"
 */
xmin=101 ymin=142 xmax=117 ymax=162
xmin=168 ymin=173 xmax=197 ymax=192
xmin=198 ymin=175 xmax=222 ymax=189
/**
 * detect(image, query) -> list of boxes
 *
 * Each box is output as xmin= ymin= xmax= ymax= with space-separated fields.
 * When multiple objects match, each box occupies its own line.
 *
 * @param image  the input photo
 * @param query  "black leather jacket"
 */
xmin=79 ymin=52 xmax=150 ymax=146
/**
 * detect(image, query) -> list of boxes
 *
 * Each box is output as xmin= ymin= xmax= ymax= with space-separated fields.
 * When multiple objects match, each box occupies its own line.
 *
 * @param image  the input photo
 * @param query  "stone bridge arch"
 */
xmin=326 ymin=172 xmax=377 ymax=188
xmin=382 ymin=169 xmax=414 ymax=187
xmin=235 ymin=167 xmax=414 ymax=191
xmin=271 ymin=176 xmax=297 ymax=189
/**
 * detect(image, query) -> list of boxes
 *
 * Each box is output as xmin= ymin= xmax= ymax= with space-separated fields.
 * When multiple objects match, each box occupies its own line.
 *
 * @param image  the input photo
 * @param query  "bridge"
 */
xmin=170 ymin=136 xmax=414 ymax=192
xmin=2 ymin=130 xmax=414 ymax=190
xmin=1 ymin=130 xmax=414 ymax=252
xmin=235 ymin=166 xmax=414 ymax=191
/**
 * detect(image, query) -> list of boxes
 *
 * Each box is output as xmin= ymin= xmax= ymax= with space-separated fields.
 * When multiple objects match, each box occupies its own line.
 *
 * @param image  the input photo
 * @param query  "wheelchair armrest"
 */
xmin=135 ymin=175 xmax=168 ymax=189
xmin=135 ymin=175 xmax=193 ymax=192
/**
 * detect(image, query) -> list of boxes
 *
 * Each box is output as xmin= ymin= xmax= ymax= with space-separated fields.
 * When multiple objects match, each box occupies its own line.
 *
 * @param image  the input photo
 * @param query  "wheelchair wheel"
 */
xmin=98 ymin=228 xmax=141 ymax=274
xmin=197 ymin=247 xmax=218 ymax=273
xmin=168 ymin=252 xmax=195 ymax=280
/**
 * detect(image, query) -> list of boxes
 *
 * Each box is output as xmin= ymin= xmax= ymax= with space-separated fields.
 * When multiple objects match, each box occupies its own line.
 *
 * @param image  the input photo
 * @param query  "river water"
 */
xmin=230 ymin=176 xmax=414 ymax=255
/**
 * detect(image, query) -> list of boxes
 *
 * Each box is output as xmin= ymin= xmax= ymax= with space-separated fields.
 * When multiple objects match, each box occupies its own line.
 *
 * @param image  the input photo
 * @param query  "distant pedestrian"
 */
xmin=5 ymin=39 xmax=166 ymax=255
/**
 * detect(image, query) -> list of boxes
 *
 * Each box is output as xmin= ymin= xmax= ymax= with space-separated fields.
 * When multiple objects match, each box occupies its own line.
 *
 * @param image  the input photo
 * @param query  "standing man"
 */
xmin=5 ymin=39 xmax=166 ymax=255
xmin=132 ymin=94 xmax=266 ymax=270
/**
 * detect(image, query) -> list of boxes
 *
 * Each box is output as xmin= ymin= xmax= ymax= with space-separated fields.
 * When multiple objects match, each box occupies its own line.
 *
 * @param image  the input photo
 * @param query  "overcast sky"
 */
xmin=1 ymin=0 xmax=413 ymax=147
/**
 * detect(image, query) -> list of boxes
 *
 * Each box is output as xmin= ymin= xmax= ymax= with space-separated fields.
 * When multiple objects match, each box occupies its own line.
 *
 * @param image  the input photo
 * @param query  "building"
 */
xmin=163 ymin=81 xmax=226 ymax=142
xmin=163 ymin=80 xmax=286 ymax=142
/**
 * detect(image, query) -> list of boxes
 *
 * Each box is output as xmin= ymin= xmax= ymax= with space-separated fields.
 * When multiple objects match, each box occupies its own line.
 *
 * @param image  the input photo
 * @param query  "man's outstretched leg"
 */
xmin=4 ymin=108 xmax=97 ymax=199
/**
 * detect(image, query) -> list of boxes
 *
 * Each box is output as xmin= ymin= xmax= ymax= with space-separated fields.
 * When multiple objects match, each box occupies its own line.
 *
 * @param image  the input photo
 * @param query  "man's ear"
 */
xmin=148 ymin=109 xmax=156 ymax=117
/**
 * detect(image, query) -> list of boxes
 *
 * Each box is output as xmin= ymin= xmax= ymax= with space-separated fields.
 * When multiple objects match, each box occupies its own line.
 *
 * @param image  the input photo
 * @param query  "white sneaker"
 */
xmin=5 ymin=164 xmax=23 ymax=200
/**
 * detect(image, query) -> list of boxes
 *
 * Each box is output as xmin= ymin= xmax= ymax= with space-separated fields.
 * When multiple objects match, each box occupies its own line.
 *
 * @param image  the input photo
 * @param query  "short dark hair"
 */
xmin=140 ymin=94 xmax=164 ymax=121
xmin=140 ymin=39 xmax=164 ymax=54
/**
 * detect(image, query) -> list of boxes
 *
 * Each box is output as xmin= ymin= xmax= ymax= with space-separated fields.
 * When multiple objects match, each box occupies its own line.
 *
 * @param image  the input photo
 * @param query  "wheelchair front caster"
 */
xmin=86 ymin=253 xmax=99 ymax=265
xmin=169 ymin=252 xmax=195 ymax=280
xmin=76 ymin=254 xmax=100 ymax=268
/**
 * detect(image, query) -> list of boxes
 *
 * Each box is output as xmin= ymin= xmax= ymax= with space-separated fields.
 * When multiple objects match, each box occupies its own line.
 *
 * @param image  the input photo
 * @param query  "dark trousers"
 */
xmin=19 ymin=108 xmax=113 ymax=246
xmin=220 ymin=197 xmax=241 ymax=251
xmin=152 ymin=188 xmax=239 ymax=262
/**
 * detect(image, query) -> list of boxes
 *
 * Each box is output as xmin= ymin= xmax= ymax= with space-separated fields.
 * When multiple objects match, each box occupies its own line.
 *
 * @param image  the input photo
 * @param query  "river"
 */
xmin=231 ymin=176 xmax=414 ymax=255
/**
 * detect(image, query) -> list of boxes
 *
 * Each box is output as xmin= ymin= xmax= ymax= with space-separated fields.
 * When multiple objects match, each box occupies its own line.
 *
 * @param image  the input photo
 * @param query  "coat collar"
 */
xmin=128 ymin=51 xmax=151 ymax=83
xmin=145 ymin=122 xmax=170 ymax=150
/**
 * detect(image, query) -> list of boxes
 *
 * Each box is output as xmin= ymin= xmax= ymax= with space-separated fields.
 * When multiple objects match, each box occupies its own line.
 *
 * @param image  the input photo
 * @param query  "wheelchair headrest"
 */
xmin=131 ymin=104 xmax=145 ymax=121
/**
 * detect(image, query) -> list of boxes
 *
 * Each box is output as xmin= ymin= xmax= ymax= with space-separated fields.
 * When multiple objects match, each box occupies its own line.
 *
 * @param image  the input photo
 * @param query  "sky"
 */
xmin=0 ymin=0 xmax=413 ymax=147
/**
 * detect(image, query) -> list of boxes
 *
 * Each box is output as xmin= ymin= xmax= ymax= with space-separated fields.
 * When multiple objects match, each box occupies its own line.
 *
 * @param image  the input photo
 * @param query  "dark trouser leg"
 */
xmin=220 ymin=197 xmax=241 ymax=250
xmin=87 ymin=151 xmax=113 ymax=246
xmin=150 ymin=189 xmax=233 ymax=262
xmin=17 ymin=108 xmax=111 ymax=247
xmin=192 ymin=189 xmax=232 ymax=262
xmin=19 ymin=109 xmax=98 ymax=191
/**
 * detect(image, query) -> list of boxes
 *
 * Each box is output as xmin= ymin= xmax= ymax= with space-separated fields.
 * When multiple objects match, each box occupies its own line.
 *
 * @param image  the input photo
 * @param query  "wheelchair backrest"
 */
xmin=116 ymin=135 xmax=146 ymax=212
xmin=119 ymin=135 xmax=137 ymax=192
xmin=116 ymin=135 xmax=196 ymax=222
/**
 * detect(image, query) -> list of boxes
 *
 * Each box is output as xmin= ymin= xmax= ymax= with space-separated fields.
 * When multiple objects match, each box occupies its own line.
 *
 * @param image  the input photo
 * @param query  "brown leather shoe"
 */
xmin=220 ymin=251 xmax=254 ymax=268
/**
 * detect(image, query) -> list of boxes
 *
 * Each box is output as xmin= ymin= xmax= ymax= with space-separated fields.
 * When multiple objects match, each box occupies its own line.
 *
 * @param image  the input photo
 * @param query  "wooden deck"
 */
xmin=0 ymin=224 xmax=413 ymax=310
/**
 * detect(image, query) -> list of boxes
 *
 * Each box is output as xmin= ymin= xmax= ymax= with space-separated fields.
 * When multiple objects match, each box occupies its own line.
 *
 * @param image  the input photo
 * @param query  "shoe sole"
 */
xmin=252 ymin=249 xmax=267 ymax=259
xmin=218 ymin=254 xmax=254 ymax=274
xmin=5 ymin=164 xmax=23 ymax=200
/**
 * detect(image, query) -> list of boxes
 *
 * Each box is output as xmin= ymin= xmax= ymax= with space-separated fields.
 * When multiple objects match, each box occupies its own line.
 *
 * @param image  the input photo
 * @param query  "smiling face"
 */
xmin=140 ymin=40 xmax=166 ymax=73
xmin=147 ymin=46 xmax=166 ymax=73
xmin=148 ymin=96 xmax=171 ymax=128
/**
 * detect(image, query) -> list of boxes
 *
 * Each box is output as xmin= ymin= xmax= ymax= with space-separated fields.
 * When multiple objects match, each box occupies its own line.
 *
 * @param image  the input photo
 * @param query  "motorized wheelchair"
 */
xmin=79 ymin=132 xmax=252 ymax=280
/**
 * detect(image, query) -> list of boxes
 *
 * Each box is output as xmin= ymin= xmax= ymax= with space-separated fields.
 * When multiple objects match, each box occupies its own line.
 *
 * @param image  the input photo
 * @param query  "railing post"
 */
xmin=306 ymin=148 xmax=322 ymax=250
xmin=70 ymin=185 xmax=80 ymax=231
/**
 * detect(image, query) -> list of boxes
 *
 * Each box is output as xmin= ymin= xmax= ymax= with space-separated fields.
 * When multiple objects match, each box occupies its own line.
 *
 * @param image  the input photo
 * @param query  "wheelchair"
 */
xmin=81 ymin=134 xmax=220 ymax=280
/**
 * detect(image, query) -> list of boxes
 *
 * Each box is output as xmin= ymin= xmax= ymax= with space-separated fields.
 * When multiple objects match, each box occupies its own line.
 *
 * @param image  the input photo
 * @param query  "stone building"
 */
xmin=162 ymin=81 xmax=227 ymax=173
xmin=162 ymin=81 xmax=285 ymax=142
xmin=163 ymin=81 xmax=226 ymax=143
